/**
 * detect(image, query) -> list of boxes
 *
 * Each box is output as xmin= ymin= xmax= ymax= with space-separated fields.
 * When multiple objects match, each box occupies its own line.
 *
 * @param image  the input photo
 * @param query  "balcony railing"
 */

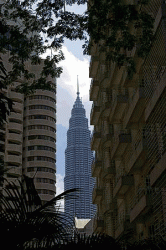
xmin=89 ymin=79 xmax=100 ymax=101
xmin=90 ymin=102 xmax=101 ymax=125
xmin=111 ymin=129 xmax=132 ymax=159
xmin=130 ymin=186 xmax=152 ymax=223
xmin=124 ymin=129 xmax=147 ymax=174
xmin=124 ymin=86 xmax=145 ymax=128
xmin=113 ymin=174 xmax=134 ymax=198
xmin=89 ymin=56 xmax=99 ymax=78
xmin=109 ymin=88 xmax=129 ymax=122
xmin=115 ymin=214 xmax=131 ymax=239
xmin=93 ymin=213 xmax=104 ymax=233
xmin=92 ymin=184 xmax=103 ymax=204
xmin=91 ymin=130 xmax=102 ymax=151
xmin=92 ymin=158 xmax=102 ymax=177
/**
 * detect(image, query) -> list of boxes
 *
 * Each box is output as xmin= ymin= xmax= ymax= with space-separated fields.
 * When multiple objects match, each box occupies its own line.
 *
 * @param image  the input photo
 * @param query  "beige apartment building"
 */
xmin=0 ymin=54 xmax=56 ymax=203
xmin=90 ymin=0 xmax=166 ymax=240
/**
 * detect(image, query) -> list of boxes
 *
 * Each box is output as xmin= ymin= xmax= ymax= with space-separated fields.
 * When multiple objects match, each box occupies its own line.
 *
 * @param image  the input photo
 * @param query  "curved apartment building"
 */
xmin=5 ymin=84 xmax=24 ymax=182
xmin=2 ymin=54 xmax=56 ymax=204
xmin=23 ymin=64 xmax=56 ymax=203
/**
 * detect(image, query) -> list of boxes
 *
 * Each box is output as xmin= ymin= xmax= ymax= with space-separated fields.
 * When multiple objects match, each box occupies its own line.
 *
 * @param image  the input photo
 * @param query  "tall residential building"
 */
xmin=1 ymin=54 xmax=56 ymax=203
xmin=89 ymin=0 xmax=166 ymax=240
xmin=64 ymin=85 xmax=96 ymax=219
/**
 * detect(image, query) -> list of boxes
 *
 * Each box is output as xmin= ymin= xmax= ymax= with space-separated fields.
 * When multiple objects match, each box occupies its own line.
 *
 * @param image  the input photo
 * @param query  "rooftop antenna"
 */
xmin=77 ymin=75 xmax=80 ymax=96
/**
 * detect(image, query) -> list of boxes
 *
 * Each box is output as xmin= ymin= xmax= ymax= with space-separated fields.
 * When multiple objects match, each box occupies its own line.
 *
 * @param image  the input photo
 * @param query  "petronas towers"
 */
xmin=64 ymin=85 xmax=96 ymax=219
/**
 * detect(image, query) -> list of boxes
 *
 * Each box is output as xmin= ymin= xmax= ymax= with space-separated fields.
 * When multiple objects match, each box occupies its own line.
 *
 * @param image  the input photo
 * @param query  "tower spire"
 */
xmin=77 ymin=75 xmax=79 ymax=96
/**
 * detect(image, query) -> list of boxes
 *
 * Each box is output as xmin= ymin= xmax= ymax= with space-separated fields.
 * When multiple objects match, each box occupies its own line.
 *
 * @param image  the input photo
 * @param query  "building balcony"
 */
xmin=90 ymin=103 xmax=101 ymax=125
xmin=7 ymin=123 xmax=23 ymax=133
xmin=145 ymin=69 xmax=166 ymax=122
xmin=111 ymin=130 xmax=132 ymax=160
xmin=126 ymin=131 xmax=147 ymax=174
xmin=102 ymin=133 xmax=113 ymax=148
xmin=92 ymin=186 xmax=103 ymax=204
xmin=91 ymin=131 xmax=101 ymax=151
xmin=12 ymin=102 xmax=23 ymax=113
xmin=103 ymin=160 xmax=116 ymax=179
xmin=89 ymin=56 xmax=99 ymax=78
xmin=9 ymin=112 xmax=23 ymax=122
xmin=99 ymin=70 xmax=110 ymax=88
xmin=89 ymin=39 xmax=98 ymax=56
xmin=113 ymin=175 xmax=134 ymax=198
xmin=7 ymin=133 xmax=23 ymax=144
xmin=115 ymin=215 xmax=132 ymax=239
xmin=6 ymin=144 xmax=22 ymax=155
xmin=150 ymin=151 xmax=166 ymax=186
xmin=130 ymin=192 xmax=152 ymax=223
xmin=92 ymin=159 xmax=102 ymax=177
xmin=103 ymin=166 xmax=116 ymax=179
xmin=8 ymin=91 xmax=23 ymax=102
xmin=89 ymin=79 xmax=100 ymax=101
xmin=109 ymin=89 xmax=128 ymax=122
xmin=93 ymin=215 xmax=104 ymax=233
xmin=6 ymin=155 xmax=22 ymax=165
xmin=124 ymin=87 xmax=145 ymax=128
xmin=101 ymin=99 xmax=113 ymax=118
xmin=103 ymin=201 xmax=117 ymax=214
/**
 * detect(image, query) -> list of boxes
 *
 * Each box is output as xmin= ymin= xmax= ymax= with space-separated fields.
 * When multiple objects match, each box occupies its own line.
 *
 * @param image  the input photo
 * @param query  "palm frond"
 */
xmin=0 ymin=176 xmax=77 ymax=249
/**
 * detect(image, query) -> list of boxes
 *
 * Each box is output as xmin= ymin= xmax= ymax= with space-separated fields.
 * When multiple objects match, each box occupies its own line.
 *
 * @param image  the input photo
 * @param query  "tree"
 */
xmin=0 ymin=0 xmax=88 ymax=124
xmin=0 ymin=0 xmax=154 ymax=123
xmin=86 ymin=0 xmax=154 ymax=79
xmin=0 ymin=175 xmax=78 ymax=249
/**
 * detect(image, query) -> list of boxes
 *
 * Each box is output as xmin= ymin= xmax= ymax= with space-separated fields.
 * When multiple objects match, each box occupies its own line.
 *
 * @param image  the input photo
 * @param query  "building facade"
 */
xmin=1 ymin=54 xmax=56 ymax=203
xmin=64 ymin=88 xmax=96 ymax=219
xmin=89 ymin=0 xmax=166 ymax=239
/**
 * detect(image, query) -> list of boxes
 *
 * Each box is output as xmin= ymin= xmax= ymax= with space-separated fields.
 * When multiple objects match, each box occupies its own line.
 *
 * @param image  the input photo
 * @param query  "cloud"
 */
xmin=57 ymin=46 xmax=91 ymax=102
xmin=57 ymin=46 xmax=93 ymax=129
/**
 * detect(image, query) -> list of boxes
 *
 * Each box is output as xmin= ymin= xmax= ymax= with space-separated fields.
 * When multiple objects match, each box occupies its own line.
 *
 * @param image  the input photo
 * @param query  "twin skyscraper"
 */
xmin=64 ymin=81 xmax=96 ymax=219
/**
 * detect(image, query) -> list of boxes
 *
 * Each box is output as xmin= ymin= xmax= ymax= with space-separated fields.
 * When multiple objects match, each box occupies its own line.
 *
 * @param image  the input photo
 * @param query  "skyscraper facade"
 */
xmin=64 ymin=86 xmax=96 ymax=219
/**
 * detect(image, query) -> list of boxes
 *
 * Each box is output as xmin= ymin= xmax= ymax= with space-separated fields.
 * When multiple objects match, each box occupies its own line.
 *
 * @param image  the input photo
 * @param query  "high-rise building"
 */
xmin=64 ymin=84 xmax=96 ymax=219
xmin=89 ymin=0 xmax=166 ymax=240
xmin=1 ymin=54 xmax=56 ymax=204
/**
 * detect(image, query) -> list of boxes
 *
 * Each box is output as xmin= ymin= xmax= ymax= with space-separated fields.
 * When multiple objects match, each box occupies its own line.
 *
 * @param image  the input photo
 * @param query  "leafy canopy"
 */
xmin=0 ymin=0 xmax=154 ymax=124
xmin=86 ymin=0 xmax=154 ymax=79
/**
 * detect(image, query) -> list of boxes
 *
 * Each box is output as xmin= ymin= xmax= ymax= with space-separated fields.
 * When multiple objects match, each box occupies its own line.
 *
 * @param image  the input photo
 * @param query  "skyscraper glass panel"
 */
xmin=64 ymin=88 xmax=96 ymax=219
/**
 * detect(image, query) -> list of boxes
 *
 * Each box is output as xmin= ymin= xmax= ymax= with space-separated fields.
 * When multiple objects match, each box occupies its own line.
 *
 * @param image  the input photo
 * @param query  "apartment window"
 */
xmin=37 ymin=156 xmax=56 ymax=163
xmin=28 ymin=115 xmax=56 ymax=122
xmin=28 ymin=115 xmax=47 ymax=120
xmin=28 ymin=156 xmax=34 ymax=161
xmin=29 ymin=105 xmax=55 ymax=113
xmin=36 ymin=189 xmax=55 ymax=195
xmin=36 ymin=178 xmax=55 ymax=185
xmin=8 ymin=152 xmax=20 ymax=156
xmin=8 ymin=130 xmax=21 ymax=134
xmin=27 ymin=167 xmax=55 ymax=173
xmin=28 ymin=135 xmax=55 ymax=142
xmin=28 ymin=125 xmax=56 ymax=132
xmin=9 ymin=118 xmax=22 ymax=124
xmin=29 ymin=95 xmax=56 ymax=103
xmin=37 ymin=145 xmax=56 ymax=152
xmin=8 ymin=140 xmax=21 ymax=145
xmin=28 ymin=146 xmax=35 ymax=151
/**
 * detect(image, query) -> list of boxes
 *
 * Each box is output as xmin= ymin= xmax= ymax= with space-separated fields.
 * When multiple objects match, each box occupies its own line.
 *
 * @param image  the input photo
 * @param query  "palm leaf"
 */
xmin=0 ymin=176 xmax=77 ymax=249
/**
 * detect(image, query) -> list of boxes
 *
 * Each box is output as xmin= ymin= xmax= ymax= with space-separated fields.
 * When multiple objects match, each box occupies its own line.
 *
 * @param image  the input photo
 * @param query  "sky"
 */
xmin=55 ymin=4 xmax=93 ymax=208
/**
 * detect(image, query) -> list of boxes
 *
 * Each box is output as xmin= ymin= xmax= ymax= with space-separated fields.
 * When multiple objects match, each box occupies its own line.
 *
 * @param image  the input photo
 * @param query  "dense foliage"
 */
xmin=0 ymin=0 xmax=154 ymax=125
xmin=87 ymin=0 xmax=154 ymax=78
